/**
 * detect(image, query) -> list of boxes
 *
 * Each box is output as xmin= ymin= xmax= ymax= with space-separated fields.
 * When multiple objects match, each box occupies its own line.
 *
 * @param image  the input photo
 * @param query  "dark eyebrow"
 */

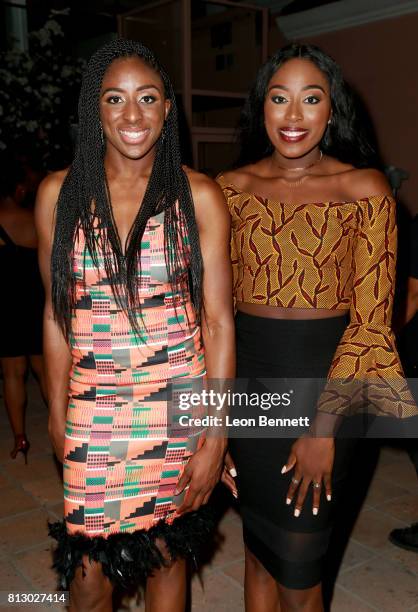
xmin=268 ymin=84 xmax=289 ymax=92
xmin=101 ymin=84 xmax=161 ymax=96
xmin=268 ymin=84 xmax=326 ymax=93
xmin=302 ymin=84 xmax=326 ymax=93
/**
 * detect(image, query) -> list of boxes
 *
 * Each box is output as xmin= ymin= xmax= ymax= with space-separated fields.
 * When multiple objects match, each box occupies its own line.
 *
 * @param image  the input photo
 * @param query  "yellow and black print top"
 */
xmin=217 ymin=175 xmax=417 ymax=418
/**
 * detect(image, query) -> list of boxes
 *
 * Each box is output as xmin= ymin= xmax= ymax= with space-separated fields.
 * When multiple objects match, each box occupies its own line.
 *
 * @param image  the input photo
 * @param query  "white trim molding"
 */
xmin=274 ymin=0 xmax=418 ymax=39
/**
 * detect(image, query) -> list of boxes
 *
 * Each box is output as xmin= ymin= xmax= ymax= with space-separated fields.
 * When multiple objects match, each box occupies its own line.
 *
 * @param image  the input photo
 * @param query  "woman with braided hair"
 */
xmin=35 ymin=39 xmax=234 ymax=611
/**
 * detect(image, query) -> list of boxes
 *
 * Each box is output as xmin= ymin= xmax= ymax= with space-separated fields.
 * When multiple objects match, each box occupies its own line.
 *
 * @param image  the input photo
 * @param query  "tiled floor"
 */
xmin=1 ymin=377 xmax=418 ymax=611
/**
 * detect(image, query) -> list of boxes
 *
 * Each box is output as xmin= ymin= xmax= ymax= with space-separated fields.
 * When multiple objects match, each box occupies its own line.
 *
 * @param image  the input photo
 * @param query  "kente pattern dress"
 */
xmin=49 ymin=211 xmax=211 ymax=589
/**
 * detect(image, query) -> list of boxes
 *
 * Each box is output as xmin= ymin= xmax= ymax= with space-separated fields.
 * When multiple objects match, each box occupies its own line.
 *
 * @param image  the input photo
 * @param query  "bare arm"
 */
xmin=195 ymin=178 xmax=235 ymax=383
xmin=35 ymin=171 xmax=71 ymax=462
xmin=404 ymin=277 xmax=418 ymax=326
xmin=285 ymin=169 xmax=396 ymax=517
xmin=175 ymin=172 xmax=235 ymax=512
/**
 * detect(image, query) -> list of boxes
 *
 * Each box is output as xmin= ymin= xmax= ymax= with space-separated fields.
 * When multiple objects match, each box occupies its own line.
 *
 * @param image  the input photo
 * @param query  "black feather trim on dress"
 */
xmin=48 ymin=506 xmax=215 ymax=590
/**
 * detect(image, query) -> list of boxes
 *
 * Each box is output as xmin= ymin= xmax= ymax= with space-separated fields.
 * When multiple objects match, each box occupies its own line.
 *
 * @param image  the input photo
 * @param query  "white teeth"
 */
xmin=281 ymin=130 xmax=307 ymax=137
xmin=119 ymin=129 xmax=147 ymax=138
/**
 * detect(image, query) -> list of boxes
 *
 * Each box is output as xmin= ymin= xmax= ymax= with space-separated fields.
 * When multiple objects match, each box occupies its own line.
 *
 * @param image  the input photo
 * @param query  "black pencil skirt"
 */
xmin=230 ymin=311 xmax=355 ymax=590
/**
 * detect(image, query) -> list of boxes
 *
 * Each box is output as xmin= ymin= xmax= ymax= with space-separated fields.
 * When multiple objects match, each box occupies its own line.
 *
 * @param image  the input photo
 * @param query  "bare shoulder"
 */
xmin=339 ymin=167 xmax=392 ymax=201
xmin=35 ymin=168 xmax=69 ymax=230
xmin=37 ymin=168 xmax=68 ymax=203
xmin=183 ymin=167 xmax=229 ymax=227
xmin=185 ymin=166 xmax=223 ymax=196
xmin=217 ymin=163 xmax=259 ymax=186
xmin=184 ymin=167 xmax=226 ymax=205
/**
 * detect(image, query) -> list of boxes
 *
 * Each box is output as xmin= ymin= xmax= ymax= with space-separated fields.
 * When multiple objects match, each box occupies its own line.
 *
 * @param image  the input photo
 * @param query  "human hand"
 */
xmin=48 ymin=414 xmax=66 ymax=463
xmin=221 ymin=451 xmax=238 ymax=498
xmin=282 ymin=437 xmax=334 ymax=517
xmin=175 ymin=438 xmax=226 ymax=514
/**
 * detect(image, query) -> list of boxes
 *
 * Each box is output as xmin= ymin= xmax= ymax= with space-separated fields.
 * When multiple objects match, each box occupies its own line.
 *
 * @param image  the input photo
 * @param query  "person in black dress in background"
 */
xmin=0 ymin=156 xmax=46 ymax=462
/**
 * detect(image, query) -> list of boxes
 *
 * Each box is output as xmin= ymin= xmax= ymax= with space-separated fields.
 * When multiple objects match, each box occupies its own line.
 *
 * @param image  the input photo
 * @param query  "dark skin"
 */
xmin=36 ymin=56 xmax=234 ymax=612
xmin=402 ymin=276 xmax=418 ymax=326
xmin=222 ymin=58 xmax=391 ymax=612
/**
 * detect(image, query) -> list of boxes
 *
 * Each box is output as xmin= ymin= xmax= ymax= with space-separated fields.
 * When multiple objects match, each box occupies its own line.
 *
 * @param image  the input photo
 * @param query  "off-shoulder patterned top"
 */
xmin=217 ymin=174 xmax=417 ymax=418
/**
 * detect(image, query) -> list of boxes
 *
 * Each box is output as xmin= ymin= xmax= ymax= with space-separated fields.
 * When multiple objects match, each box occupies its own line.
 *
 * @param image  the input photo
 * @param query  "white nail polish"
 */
xmin=286 ymin=498 xmax=291 ymax=505
xmin=281 ymin=465 xmax=287 ymax=474
xmin=232 ymin=491 xmax=238 ymax=499
xmin=313 ymin=507 xmax=318 ymax=516
xmin=294 ymin=508 xmax=300 ymax=517
xmin=229 ymin=468 xmax=237 ymax=478
xmin=326 ymin=494 xmax=332 ymax=501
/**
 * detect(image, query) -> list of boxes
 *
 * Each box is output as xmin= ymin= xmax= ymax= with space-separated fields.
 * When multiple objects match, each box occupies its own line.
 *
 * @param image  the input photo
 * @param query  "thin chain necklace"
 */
xmin=279 ymin=174 xmax=310 ymax=188
xmin=276 ymin=151 xmax=323 ymax=188
xmin=275 ymin=150 xmax=323 ymax=172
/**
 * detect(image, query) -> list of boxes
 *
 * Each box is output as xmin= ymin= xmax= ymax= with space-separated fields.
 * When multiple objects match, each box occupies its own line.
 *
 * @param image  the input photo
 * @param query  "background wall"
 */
xmin=297 ymin=13 xmax=418 ymax=214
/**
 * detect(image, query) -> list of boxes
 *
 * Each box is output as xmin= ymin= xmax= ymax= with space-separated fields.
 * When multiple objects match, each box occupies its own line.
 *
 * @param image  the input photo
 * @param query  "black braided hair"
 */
xmin=51 ymin=39 xmax=202 ymax=338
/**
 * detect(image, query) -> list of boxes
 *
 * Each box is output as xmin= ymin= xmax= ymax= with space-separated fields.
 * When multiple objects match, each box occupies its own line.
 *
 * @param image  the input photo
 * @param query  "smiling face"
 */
xmin=99 ymin=56 xmax=171 ymax=161
xmin=264 ymin=57 xmax=332 ymax=161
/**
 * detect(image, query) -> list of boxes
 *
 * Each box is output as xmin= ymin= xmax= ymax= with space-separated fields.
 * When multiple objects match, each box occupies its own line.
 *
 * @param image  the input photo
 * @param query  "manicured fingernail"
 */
xmin=232 ymin=491 xmax=238 ymax=499
xmin=281 ymin=465 xmax=287 ymax=474
xmin=326 ymin=494 xmax=332 ymax=501
xmin=174 ymin=489 xmax=179 ymax=495
xmin=294 ymin=508 xmax=300 ymax=517
xmin=286 ymin=497 xmax=291 ymax=505
xmin=313 ymin=507 xmax=318 ymax=516
xmin=229 ymin=468 xmax=237 ymax=478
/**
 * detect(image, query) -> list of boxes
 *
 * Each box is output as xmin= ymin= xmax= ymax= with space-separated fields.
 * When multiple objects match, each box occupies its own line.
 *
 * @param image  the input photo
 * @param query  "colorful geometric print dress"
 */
xmin=49 ymin=211 xmax=211 ymax=590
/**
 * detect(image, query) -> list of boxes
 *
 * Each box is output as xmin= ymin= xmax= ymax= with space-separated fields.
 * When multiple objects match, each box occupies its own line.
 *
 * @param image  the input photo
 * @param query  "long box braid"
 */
xmin=51 ymin=39 xmax=203 ymax=339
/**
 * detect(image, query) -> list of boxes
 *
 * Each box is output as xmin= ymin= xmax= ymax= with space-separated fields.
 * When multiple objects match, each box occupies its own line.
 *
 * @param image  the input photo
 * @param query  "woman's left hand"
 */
xmin=175 ymin=438 xmax=227 ymax=514
xmin=282 ymin=437 xmax=334 ymax=516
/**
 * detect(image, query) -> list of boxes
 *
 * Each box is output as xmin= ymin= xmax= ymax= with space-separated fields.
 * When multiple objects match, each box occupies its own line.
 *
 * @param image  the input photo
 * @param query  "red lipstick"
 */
xmin=279 ymin=127 xmax=309 ymax=143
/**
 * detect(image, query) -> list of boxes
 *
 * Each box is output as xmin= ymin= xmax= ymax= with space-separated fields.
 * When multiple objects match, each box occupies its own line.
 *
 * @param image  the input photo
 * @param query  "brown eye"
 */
xmin=107 ymin=95 xmax=123 ymax=104
xmin=140 ymin=94 xmax=157 ymax=104
xmin=271 ymin=95 xmax=287 ymax=104
xmin=304 ymin=96 xmax=320 ymax=104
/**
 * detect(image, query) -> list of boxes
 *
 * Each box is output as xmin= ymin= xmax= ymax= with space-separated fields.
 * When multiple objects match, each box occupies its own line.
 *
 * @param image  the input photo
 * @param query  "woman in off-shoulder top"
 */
xmin=217 ymin=43 xmax=417 ymax=611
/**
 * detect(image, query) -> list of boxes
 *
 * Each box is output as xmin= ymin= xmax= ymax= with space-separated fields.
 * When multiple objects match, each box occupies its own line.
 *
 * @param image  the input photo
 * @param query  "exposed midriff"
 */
xmin=236 ymin=302 xmax=349 ymax=319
